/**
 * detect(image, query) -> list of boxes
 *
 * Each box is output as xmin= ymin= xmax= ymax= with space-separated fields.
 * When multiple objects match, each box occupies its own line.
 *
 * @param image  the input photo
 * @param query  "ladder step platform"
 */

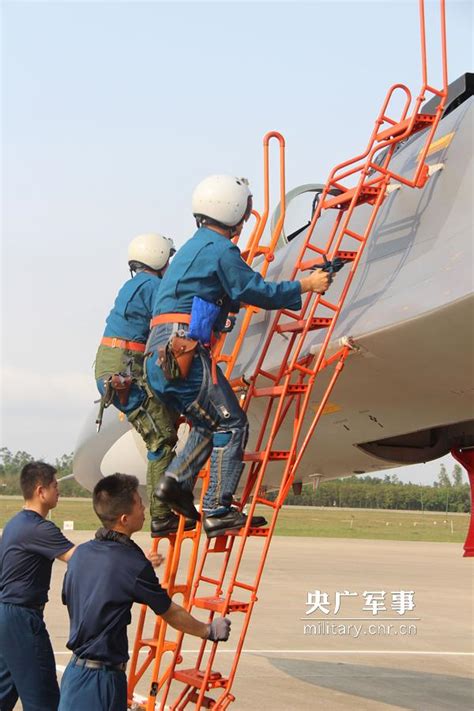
xmin=253 ymin=383 xmax=308 ymax=397
xmin=376 ymin=113 xmax=435 ymax=141
xmin=276 ymin=316 xmax=332 ymax=334
xmin=173 ymin=668 xmax=228 ymax=690
xmin=192 ymin=596 xmax=250 ymax=613
xmin=138 ymin=638 xmax=177 ymax=652
xmin=243 ymin=450 xmax=290 ymax=462
xmin=299 ymin=250 xmax=358 ymax=271
xmin=323 ymin=184 xmax=382 ymax=210
xmin=232 ymin=526 xmax=270 ymax=538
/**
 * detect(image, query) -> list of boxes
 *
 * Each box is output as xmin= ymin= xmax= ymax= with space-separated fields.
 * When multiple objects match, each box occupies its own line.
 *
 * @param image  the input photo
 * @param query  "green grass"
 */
xmin=266 ymin=506 xmax=469 ymax=542
xmin=1 ymin=497 xmax=469 ymax=543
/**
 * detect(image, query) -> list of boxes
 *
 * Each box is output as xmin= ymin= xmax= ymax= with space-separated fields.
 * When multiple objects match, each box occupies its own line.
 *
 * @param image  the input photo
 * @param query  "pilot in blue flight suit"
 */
xmin=145 ymin=175 xmax=332 ymax=537
xmin=59 ymin=473 xmax=231 ymax=711
xmin=0 ymin=462 xmax=76 ymax=711
xmin=95 ymin=233 xmax=194 ymax=537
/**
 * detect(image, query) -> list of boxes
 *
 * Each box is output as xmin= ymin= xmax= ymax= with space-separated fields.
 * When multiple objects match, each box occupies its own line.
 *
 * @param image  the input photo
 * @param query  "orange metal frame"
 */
xmin=127 ymin=2 xmax=449 ymax=708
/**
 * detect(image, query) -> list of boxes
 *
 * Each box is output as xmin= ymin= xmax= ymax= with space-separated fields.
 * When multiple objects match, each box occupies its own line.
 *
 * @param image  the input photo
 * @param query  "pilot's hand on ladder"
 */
xmin=300 ymin=269 xmax=332 ymax=295
xmin=207 ymin=617 xmax=232 ymax=642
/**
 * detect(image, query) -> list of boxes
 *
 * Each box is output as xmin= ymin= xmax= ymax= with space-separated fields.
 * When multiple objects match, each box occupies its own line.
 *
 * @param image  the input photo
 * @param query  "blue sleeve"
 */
xmin=133 ymin=562 xmax=172 ymax=615
xmin=215 ymin=243 xmax=302 ymax=311
xmin=27 ymin=520 xmax=74 ymax=561
xmin=124 ymin=276 xmax=159 ymax=320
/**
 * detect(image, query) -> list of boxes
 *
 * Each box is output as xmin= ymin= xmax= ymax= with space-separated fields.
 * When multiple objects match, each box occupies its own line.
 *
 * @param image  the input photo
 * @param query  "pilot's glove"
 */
xmin=207 ymin=617 xmax=231 ymax=642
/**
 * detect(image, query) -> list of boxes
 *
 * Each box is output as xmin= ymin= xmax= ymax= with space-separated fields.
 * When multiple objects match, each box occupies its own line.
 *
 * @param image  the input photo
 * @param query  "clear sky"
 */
xmin=1 ymin=1 xmax=472 ymax=484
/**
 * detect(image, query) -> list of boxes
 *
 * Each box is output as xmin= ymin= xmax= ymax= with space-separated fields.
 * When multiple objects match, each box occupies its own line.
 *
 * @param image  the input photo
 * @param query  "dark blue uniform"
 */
xmin=0 ymin=509 xmax=74 ymax=711
xmin=59 ymin=530 xmax=171 ymax=711
xmin=146 ymin=227 xmax=302 ymax=515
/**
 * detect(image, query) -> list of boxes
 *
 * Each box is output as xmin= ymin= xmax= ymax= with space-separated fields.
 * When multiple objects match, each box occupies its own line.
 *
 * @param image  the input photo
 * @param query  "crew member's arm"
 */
xmin=134 ymin=564 xmax=231 ymax=642
xmin=215 ymin=242 xmax=331 ymax=311
xmin=57 ymin=547 xmax=77 ymax=563
xmin=28 ymin=518 xmax=75 ymax=563
xmin=162 ymin=601 xmax=231 ymax=641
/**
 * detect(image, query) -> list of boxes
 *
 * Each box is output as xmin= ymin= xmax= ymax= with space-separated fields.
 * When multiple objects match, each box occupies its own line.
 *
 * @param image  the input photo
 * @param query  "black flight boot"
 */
xmin=203 ymin=508 xmax=267 ymax=539
xmin=151 ymin=513 xmax=197 ymax=537
xmin=155 ymin=475 xmax=201 ymax=521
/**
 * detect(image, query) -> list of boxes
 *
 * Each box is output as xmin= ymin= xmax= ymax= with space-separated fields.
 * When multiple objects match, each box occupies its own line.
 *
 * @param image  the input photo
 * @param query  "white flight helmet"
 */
xmin=192 ymin=175 xmax=253 ymax=227
xmin=127 ymin=233 xmax=175 ymax=271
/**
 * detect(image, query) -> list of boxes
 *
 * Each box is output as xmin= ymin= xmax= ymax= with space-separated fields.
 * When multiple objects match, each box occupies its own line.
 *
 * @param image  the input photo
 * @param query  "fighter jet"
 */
xmin=73 ymin=73 xmax=473 ymax=495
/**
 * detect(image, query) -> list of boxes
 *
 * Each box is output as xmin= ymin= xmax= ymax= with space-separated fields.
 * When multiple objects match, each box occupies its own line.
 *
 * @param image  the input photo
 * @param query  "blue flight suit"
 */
xmin=95 ymin=270 xmax=177 ymax=518
xmin=59 ymin=529 xmax=171 ymax=711
xmin=146 ymin=226 xmax=302 ymax=515
xmin=0 ymin=510 xmax=74 ymax=711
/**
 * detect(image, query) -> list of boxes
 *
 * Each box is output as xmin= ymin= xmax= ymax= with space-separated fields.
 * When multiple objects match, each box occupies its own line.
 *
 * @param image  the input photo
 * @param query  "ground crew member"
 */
xmin=95 ymin=232 xmax=193 ymax=537
xmin=145 ymin=175 xmax=333 ymax=537
xmin=0 ymin=462 xmax=76 ymax=711
xmin=59 ymin=473 xmax=231 ymax=711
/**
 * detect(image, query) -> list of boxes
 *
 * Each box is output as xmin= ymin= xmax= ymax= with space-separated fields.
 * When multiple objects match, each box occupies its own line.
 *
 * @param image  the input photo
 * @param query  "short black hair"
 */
xmin=20 ymin=462 xmax=57 ymax=500
xmin=92 ymin=473 xmax=139 ymax=527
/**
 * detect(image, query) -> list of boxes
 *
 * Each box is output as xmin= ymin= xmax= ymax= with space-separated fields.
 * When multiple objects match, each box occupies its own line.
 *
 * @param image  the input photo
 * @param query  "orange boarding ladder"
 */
xmin=127 ymin=483 xmax=203 ymax=709
xmin=127 ymin=197 xmax=270 ymax=710
xmin=136 ymin=2 xmax=448 ymax=707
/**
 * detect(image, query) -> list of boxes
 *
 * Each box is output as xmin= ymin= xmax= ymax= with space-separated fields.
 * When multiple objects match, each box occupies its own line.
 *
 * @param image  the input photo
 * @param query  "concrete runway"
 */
xmin=13 ymin=532 xmax=474 ymax=710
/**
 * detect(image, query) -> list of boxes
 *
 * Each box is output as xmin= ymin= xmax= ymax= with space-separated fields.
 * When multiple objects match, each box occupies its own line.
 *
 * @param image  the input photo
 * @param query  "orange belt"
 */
xmin=101 ymin=337 xmax=146 ymax=353
xmin=150 ymin=313 xmax=191 ymax=328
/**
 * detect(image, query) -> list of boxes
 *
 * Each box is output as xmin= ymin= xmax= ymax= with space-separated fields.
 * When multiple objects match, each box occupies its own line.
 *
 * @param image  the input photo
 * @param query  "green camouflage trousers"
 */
xmin=95 ymin=344 xmax=177 ymax=518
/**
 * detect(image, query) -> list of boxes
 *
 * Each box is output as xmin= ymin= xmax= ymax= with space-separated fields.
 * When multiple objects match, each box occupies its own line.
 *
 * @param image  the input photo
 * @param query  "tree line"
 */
xmin=0 ymin=448 xmax=90 ymax=497
xmin=0 ymin=448 xmax=470 ymax=512
xmin=279 ymin=466 xmax=470 ymax=512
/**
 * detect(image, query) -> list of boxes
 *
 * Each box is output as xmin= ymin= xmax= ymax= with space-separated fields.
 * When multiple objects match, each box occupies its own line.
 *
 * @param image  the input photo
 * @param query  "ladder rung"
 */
xmin=139 ymin=638 xmax=177 ymax=651
xmin=380 ymin=114 xmax=398 ymax=126
xmin=193 ymin=596 xmax=250 ymax=613
xmin=293 ymin=363 xmax=314 ymax=376
xmin=344 ymin=228 xmax=364 ymax=242
xmin=168 ymin=585 xmax=189 ymax=596
xmin=426 ymin=85 xmax=445 ymax=97
xmin=318 ymin=297 xmax=338 ymax=311
xmin=276 ymin=317 xmax=332 ymax=334
xmin=256 ymin=369 xmax=277 ymax=382
xmin=244 ymin=450 xmax=290 ymax=462
xmin=233 ymin=579 xmax=257 ymax=592
xmin=173 ymin=668 xmax=228 ymax=689
xmin=376 ymin=113 xmax=435 ymax=142
xmin=323 ymin=184 xmax=382 ymax=210
xmin=304 ymin=243 xmax=326 ymax=255
xmin=217 ymin=354 xmax=231 ymax=363
xmin=252 ymin=383 xmax=308 ymax=397
xmin=198 ymin=575 xmax=221 ymax=586
xmin=255 ymin=496 xmax=278 ymax=509
xmin=280 ymin=308 xmax=300 ymax=319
